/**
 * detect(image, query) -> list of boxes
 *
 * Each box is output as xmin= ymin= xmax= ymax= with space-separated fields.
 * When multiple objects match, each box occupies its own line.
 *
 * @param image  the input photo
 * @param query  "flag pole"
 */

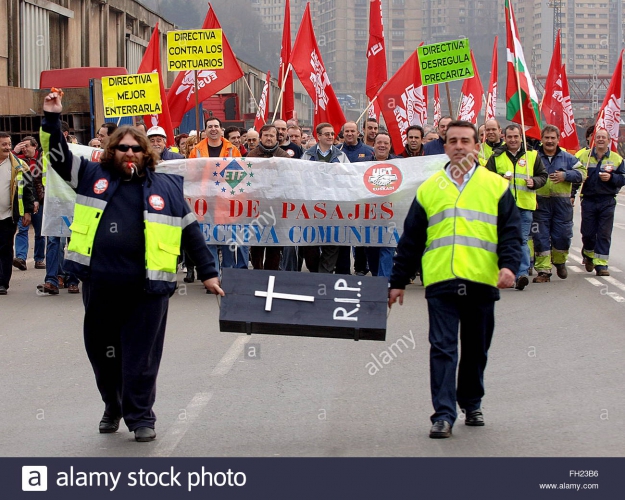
xmin=272 ymin=63 xmax=292 ymax=122
xmin=194 ymin=70 xmax=201 ymax=136
xmin=445 ymin=82 xmax=454 ymax=118
xmin=242 ymin=76 xmax=262 ymax=123
xmin=514 ymin=62 xmax=531 ymax=180
xmin=356 ymin=97 xmax=378 ymax=126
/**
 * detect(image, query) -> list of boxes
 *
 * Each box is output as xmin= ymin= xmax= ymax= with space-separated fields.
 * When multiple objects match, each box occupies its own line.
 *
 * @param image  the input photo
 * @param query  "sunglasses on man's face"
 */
xmin=115 ymin=144 xmax=144 ymax=153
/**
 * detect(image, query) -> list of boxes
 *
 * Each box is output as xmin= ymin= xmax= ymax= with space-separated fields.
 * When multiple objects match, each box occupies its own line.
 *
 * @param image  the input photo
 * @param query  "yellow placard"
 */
xmin=418 ymin=38 xmax=473 ymax=85
xmin=167 ymin=29 xmax=223 ymax=71
xmin=102 ymin=73 xmax=162 ymax=118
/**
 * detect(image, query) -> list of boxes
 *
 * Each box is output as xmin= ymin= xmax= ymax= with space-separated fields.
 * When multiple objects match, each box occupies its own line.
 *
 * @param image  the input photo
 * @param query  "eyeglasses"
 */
xmin=115 ymin=144 xmax=144 ymax=153
xmin=321 ymin=132 xmax=335 ymax=137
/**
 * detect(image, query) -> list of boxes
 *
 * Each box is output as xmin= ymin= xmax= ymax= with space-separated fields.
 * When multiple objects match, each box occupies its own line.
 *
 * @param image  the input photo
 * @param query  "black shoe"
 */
xmin=429 ymin=420 xmax=452 ymax=439
xmin=0 ymin=285 xmax=7 ymax=295
xmin=515 ymin=275 xmax=529 ymax=290
xmin=99 ymin=414 xmax=121 ymax=433
xmin=134 ymin=427 xmax=156 ymax=442
xmin=13 ymin=258 xmax=27 ymax=271
xmin=183 ymin=269 xmax=195 ymax=283
xmin=463 ymin=409 xmax=485 ymax=426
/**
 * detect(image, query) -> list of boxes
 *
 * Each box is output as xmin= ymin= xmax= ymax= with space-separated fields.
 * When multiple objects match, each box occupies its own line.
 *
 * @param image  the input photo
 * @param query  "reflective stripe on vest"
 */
xmin=416 ymin=167 xmax=508 ymax=288
xmin=493 ymin=150 xmax=538 ymax=210
xmin=17 ymin=170 xmax=25 ymax=216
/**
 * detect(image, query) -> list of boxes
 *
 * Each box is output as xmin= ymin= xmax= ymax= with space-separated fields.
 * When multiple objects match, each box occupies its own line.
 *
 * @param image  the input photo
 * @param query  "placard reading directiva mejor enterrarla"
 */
xmin=418 ymin=38 xmax=473 ymax=85
xmin=101 ymin=73 xmax=162 ymax=118
xmin=167 ymin=29 xmax=223 ymax=71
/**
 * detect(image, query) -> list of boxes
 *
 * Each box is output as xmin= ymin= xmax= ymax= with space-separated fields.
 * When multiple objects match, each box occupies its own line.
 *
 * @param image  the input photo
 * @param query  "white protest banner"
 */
xmin=43 ymin=153 xmax=448 ymax=245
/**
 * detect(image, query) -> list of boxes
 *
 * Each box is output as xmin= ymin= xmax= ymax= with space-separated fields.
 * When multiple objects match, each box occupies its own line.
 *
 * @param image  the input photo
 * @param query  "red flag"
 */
xmin=595 ymin=50 xmax=623 ymax=152
xmin=457 ymin=51 xmax=484 ymax=124
xmin=485 ymin=36 xmax=498 ymax=121
xmin=137 ymin=23 xmax=175 ymax=147
xmin=289 ymin=4 xmax=346 ymax=134
xmin=279 ymin=0 xmax=294 ymax=120
xmin=253 ymin=71 xmax=271 ymax=131
xmin=433 ymin=85 xmax=441 ymax=127
xmin=167 ymin=4 xmax=244 ymax=128
xmin=366 ymin=0 xmax=387 ymax=101
xmin=505 ymin=0 xmax=541 ymax=138
xmin=379 ymin=50 xmax=428 ymax=152
xmin=542 ymin=32 xmax=579 ymax=150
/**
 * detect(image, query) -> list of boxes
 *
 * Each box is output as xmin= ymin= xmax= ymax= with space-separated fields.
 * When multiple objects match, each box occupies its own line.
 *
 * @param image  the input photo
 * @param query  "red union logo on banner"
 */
xmin=309 ymin=51 xmax=330 ymax=111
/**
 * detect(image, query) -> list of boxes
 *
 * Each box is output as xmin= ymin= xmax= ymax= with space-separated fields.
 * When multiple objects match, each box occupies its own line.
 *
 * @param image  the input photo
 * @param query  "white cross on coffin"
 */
xmin=255 ymin=275 xmax=315 ymax=311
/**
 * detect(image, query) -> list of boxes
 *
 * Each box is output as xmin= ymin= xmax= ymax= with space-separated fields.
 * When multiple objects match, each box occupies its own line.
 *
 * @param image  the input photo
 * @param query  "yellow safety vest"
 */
xmin=416 ymin=167 xmax=509 ymax=288
xmin=492 ymin=150 xmax=538 ymax=210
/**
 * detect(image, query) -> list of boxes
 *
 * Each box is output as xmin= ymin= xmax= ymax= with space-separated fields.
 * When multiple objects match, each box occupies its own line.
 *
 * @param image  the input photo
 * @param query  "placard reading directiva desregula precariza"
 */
xmin=101 ymin=73 xmax=162 ymax=118
xmin=167 ymin=29 xmax=223 ymax=71
xmin=418 ymin=38 xmax=473 ymax=85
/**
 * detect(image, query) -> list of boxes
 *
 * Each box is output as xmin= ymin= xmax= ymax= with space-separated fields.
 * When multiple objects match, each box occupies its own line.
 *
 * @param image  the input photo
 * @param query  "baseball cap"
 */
xmin=147 ymin=126 xmax=167 ymax=139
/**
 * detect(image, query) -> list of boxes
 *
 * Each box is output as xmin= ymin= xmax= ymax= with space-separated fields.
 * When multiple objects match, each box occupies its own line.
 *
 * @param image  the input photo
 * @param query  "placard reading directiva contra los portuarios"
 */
xmin=167 ymin=29 xmax=223 ymax=71
xmin=418 ymin=38 xmax=473 ymax=85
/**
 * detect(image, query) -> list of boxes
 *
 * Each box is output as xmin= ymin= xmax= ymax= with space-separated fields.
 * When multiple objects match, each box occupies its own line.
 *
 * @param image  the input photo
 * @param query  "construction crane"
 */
xmin=547 ymin=0 xmax=563 ymax=47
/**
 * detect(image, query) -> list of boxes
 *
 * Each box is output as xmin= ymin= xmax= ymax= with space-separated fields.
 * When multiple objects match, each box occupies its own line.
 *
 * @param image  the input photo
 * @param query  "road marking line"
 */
xmin=150 ymin=392 xmax=212 ymax=457
xmin=611 ymin=267 xmax=622 ymax=273
xmin=607 ymin=293 xmax=625 ymax=303
xmin=569 ymin=266 xmax=583 ymax=273
xmin=211 ymin=336 xmax=250 ymax=377
xmin=585 ymin=278 xmax=602 ymax=286
xmin=586 ymin=277 xmax=625 ymax=303
xmin=601 ymin=276 xmax=625 ymax=292
xmin=568 ymin=254 xmax=583 ymax=265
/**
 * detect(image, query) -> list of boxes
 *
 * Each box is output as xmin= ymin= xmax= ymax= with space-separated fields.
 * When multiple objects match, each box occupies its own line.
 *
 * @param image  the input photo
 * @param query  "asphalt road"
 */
xmin=1 ymin=193 xmax=624 ymax=457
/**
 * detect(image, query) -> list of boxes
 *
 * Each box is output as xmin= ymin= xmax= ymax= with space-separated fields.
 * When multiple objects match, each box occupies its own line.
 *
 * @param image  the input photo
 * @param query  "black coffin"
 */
xmin=219 ymin=268 xmax=388 ymax=341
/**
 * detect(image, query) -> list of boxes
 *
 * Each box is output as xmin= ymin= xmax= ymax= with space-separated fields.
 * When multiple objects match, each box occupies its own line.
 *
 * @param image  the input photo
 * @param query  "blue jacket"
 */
xmin=578 ymin=148 xmax=625 ymax=198
xmin=40 ymin=111 xmax=218 ymax=295
xmin=340 ymin=140 xmax=373 ymax=162
xmin=537 ymin=146 xmax=584 ymax=183
xmin=161 ymin=148 xmax=184 ymax=161
xmin=423 ymin=137 xmax=445 ymax=155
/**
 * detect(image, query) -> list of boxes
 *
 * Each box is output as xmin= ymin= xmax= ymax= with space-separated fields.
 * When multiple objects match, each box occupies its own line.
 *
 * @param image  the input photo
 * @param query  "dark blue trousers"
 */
xmin=82 ymin=281 xmax=169 ymax=431
xmin=427 ymin=295 xmax=495 ymax=426
xmin=581 ymin=196 xmax=617 ymax=264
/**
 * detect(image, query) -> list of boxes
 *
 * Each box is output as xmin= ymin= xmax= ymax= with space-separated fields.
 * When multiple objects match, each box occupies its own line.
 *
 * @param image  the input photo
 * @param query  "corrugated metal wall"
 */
xmin=126 ymin=39 xmax=144 ymax=74
xmin=20 ymin=2 xmax=50 ymax=89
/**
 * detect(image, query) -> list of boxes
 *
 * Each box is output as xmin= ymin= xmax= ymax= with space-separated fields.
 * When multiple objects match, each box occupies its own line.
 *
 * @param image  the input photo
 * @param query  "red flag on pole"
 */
xmin=166 ymin=4 xmax=244 ymax=128
xmin=485 ymin=36 xmax=498 ymax=121
xmin=457 ymin=51 xmax=484 ymax=124
xmin=542 ymin=32 xmax=580 ymax=151
xmin=379 ymin=50 xmax=428 ymax=152
xmin=253 ymin=71 xmax=271 ymax=131
xmin=366 ymin=0 xmax=387 ymax=101
xmin=137 ymin=23 xmax=175 ymax=147
xmin=289 ymin=3 xmax=346 ymax=134
xmin=433 ymin=85 xmax=441 ymax=127
xmin=505 ymin=0 xmax=541 ymax=139
xmin=279 ymin=0 xmax=294 ymax=120
xmin=595 ymin=49 xmax=623 ymax=152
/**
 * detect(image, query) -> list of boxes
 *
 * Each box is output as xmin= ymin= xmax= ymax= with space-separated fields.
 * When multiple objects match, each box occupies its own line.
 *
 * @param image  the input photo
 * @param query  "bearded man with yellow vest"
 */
xmin=389 ymin=121 xmax=522 ymax=439
xmin=577 ymin=128 xmax=625 ymax=276
xmin=485 ymin=124 xmax=547 ymax=290
xmin=41 ymin=90 xmax=224 ymax=442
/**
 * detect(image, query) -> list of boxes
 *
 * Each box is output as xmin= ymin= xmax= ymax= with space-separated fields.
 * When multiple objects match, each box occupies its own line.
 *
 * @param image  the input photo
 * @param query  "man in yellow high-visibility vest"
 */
xmin=389 ymin=121 xmax=522 ymax=439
